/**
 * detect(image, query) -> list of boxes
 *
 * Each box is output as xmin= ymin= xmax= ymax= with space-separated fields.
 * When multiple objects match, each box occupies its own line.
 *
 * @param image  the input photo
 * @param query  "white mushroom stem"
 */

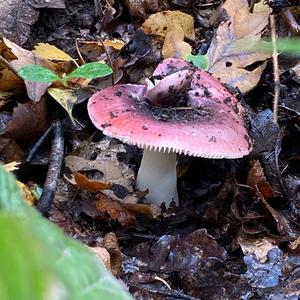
xmin=135 ymin=149 xmax=179 ymax=207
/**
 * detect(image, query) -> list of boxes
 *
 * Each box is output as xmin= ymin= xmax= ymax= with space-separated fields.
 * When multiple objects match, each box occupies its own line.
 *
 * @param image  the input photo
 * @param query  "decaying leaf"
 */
xmin=33 ymin=43 xmax=73 ymax=61
xmin=125 ymin=202 xmax=161 ymax=218
xmin=103 ymin=232 xmax=122 ymax=275
xmin=95 ymin=193 xmax=135 ymax=227
xmin=207 ymin=0 xmax=271 ymax=92
xmin=125 ymin=0 xmax=171 ymax=19
xmin=162 ymin=24 xmax=191 ymax=59
xmin=2 ymin=161 xmax=21 ymax=172
xmin=247 ymin=160 xmax=274 ymax=200
xmin=238 ymin=235 xmax=277 ymax=263
xmin=5 ymin=97 xmax=49 ymax=145
xmin=0 ymin=0 xmax=39 ymax=45
xmin=142 ymin=10 xmax=195 ymax=40
xmin=74 ymin=172 xmax=112 ymax=192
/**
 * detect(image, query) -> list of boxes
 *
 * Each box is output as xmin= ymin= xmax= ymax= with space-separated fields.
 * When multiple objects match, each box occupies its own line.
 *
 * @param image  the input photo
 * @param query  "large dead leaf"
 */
xmin=95 ymin=193 xmax=135 ymax=227
xmin=5 ymin=97 xmax=49 ymax=145
xmin=142 ymin=10 xmax=195 ymax=40
xmin=207 ymin=0 xmax=271 ymax=92
xmin=3 ymin=38 xmax=57 ymax=101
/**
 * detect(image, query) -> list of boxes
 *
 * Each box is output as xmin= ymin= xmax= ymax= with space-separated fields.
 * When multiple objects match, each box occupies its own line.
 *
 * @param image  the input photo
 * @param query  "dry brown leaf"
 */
xmin=74 ymin=172 xmax=112 ymax=192
xmin=5 ymin=97 xmax=49 ymax=145
xmin=3 ymin=38 xmax=57 ymax=101
xmin=95 ymin=193 xmax=135 ymax=227
xmin=207 ymin=0 xmax=270 ymax=92
xmin=125 ymin=0 xmax=171 ymax=19
xmin=0 ymin=67 xmax=25 ymax=94
xmin=33 ymin=43 xmax=73 ymax=61
xmin=238 ymin=235 xmax=277 ymax=263
xmin=162 ymin=24 xmax=192 ymax=59
xmin=103 ymin=232 xmax=122 ymax=275
xmin=89 ymin=246 xmax=112 ymax=271
xmin=142 ymin=10 xmax=195 ymax=40
xmin=125 ymin=202 xmax=161 ymax=218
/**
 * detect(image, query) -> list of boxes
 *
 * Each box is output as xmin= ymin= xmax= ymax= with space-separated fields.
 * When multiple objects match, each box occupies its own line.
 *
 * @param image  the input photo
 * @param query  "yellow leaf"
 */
xmin=142 ymin=10 xmax=195 ymax=40
xmin=47 ymin=88 xmax=77 ymax=124
xmin=33 ymin=43 xmax=73 ymax=61
xmin=102 ymin=39 xmax=125 ymax=50
xmin=162 ymin=24 xmax=192 ymax=59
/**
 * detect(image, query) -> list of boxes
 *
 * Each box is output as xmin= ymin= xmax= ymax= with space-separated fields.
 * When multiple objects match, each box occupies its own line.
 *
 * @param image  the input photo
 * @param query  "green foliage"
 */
xmin=185 ymin=54 xmax=209 ymax=70
xmin=18 ymin=62 xmax=113 ymax=84
xmin=65 ymin=62 xmax=113 ymax=79
xmin=0 ymin=167 xmax=132 ymax=300
xmin=18 ymin=64 xmax=61 ymax=84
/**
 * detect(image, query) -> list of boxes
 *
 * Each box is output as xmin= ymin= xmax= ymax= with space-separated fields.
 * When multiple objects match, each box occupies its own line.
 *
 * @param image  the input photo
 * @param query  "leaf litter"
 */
xmin=1 ymin=0 xmax=300 ymax=299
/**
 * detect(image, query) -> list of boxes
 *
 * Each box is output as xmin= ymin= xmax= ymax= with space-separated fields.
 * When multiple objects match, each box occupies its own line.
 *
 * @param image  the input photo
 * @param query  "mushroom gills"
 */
xmin=135 ymin=149 xmax=179 ymax=207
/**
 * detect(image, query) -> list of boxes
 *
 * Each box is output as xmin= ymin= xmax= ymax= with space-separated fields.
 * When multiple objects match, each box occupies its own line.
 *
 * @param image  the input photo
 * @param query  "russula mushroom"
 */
xmin=88 ymin=58 xmax=252 ymax=207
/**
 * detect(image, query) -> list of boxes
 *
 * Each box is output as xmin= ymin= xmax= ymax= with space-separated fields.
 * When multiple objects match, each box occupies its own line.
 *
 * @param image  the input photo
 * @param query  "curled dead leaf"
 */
xmin=103 ymin=232 xmax=122 ymax=275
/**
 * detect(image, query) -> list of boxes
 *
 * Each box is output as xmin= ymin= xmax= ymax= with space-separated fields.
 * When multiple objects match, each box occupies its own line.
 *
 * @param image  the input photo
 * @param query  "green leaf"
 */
xmin=0 ymin=167 xmax=133 ymax=300
xmin=185 ymin=54 xmax=209 ymax=70
xmin=18 ymin=64 xmax=61 ymax=83
xmin=65 ymin=62 xmax=113 ymax=80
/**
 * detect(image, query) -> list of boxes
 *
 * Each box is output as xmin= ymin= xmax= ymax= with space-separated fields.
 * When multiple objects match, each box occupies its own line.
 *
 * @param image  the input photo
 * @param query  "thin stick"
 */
xmin=98 ymin=35 xmax=115 ymax=84
xmin=75 ymin=38 xmax=85 ymax=64
xmin=270 ymin=13 xmax=280 ymax=126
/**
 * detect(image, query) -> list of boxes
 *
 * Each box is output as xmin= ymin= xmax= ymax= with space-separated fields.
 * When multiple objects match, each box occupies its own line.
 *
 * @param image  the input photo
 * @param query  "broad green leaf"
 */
xmin=47 ymin=88 xmax=76 ymax=124
xmin=66 ymin=62 xmax=112 ymax=79
xmin=0 ymin=167 xmax=133 ymax=300
xmin=185 ymin=54 xmax=209 ymax=70
xmin=18 ymin=64 xmax=61 ymax=83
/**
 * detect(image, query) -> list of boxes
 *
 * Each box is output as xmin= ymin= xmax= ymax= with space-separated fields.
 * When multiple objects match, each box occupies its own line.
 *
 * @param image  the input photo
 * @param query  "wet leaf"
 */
xmin=95 ymin=193 xmax=135 ymax=227
xmin=47 ymin=88 xmax=76 ymax=124
xmin=207 ymin=0 xmax=271 ymax=92
xmin=18 ymin=64 xmax=60 ymax=83
xmin=65 ymin=62 xmax=112 ymax=80
xmin=5 ymin=97 xmax=49 ymax=145
xmin=74 ymin=172 xmax=112 ymax=192
xmin=33 ymin=43 xmax=73 ymax=61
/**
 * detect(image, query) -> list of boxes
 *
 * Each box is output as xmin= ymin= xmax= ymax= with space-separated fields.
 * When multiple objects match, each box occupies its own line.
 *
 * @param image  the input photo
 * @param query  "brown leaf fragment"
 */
xmin=5 ymin=97 xmax=49 ymax=145
xmin=0 ymin=137 xmax=24 ymax=162
xmin=95 ymin=193 xmax=135 ymax=227
xmin=89 ymin=246 xmax=112 ymax=271
xmin=125 ymin=0 xmax=170 ymax=19
xmin=103 ymin=232 xmax=122 ymax=275
xmin=125 ymin=202 xmax=161 ymax=218
xmin=207 ymin=0 xmax=271 ymax=92
xmin=74 ymin=172 xmax=112 ymax=192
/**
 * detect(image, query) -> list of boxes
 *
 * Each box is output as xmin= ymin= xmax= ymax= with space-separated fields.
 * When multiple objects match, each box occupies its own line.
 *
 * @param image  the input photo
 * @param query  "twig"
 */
xmin=37 ymin=120 xmax=64 ymax=216
xmin=75 ymin=38 xmax=85 ymax=64
xmin=130 ymin=284 xmax=201 ymax=300
xmin=270 ymin=13 xmax=280 ymax=126
xmin=98 ymin=35 xmax=115 ymax=84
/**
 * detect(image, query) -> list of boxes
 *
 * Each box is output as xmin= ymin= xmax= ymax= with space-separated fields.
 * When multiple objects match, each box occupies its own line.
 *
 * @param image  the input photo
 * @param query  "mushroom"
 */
xmin=88 ymin=58 xmax=252 ymax=207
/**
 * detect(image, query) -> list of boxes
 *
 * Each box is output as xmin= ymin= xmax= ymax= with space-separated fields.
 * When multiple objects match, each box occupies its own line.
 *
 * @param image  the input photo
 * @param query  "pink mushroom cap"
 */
xmin=88 ymin=59 xmax=252 ymax=159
